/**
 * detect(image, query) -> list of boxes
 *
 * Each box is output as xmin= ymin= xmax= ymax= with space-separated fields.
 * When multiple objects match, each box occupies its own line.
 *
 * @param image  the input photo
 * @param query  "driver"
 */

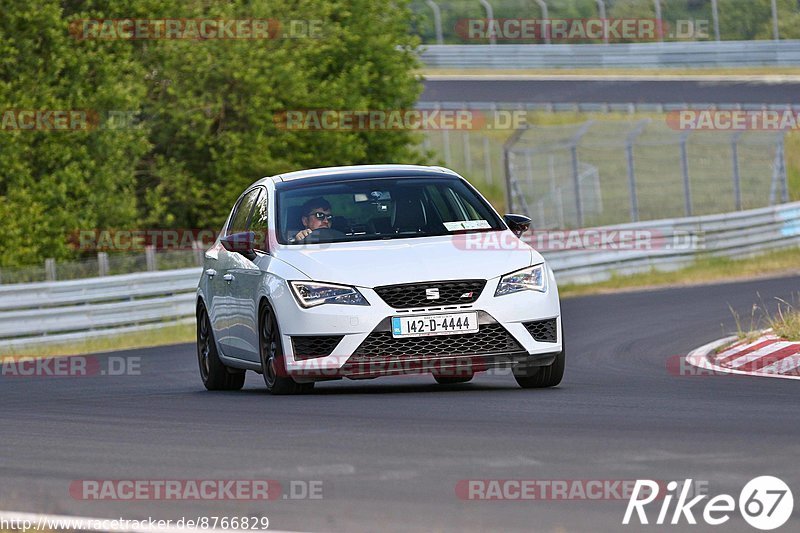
xmin=294 ymin=197 xmax=333 ymax=242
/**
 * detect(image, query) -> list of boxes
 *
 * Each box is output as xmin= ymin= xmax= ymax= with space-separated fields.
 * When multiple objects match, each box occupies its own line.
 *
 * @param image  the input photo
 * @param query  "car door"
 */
xmin=225 ymin=187 xmax=272 ymax=362
xmin=205 ymin=201 xmax=243 ymax=344
xmin=204 ymin=239 xmax=228 ymax=342
xmin=217 ymin=187 xmax=262 ymax=358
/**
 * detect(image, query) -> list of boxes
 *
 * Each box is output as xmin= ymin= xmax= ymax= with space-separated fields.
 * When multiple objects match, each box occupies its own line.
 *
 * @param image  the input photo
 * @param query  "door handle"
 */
xmin=223 ymin=273 xmax=235 ymax=283
xmin=205 ymin=268 xmax=217 ymax=278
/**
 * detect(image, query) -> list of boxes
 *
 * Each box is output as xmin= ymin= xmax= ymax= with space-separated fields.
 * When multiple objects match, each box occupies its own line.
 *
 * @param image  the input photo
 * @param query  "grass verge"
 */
xmin=0 ymin=321 xmax=195 ymax=358
xmin=558 ymin=246 xmax=800 ymax=299
xmin=768 ymin=305 xmax=800 ymax=341
xmin=729 ymin=295 xmax=800 ymax=342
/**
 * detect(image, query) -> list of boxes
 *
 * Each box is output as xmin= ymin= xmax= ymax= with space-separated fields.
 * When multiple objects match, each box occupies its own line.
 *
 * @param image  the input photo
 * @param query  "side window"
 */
xmin=250 ymin=190 xmax=269 ymax=251
xmin=227 ymin=188 xmax=262 ymax=235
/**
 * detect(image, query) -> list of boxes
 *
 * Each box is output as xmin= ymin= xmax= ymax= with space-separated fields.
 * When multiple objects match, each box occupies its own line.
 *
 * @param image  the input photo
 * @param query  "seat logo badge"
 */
xmin=426 ymin=288 xmax=440 ymax=300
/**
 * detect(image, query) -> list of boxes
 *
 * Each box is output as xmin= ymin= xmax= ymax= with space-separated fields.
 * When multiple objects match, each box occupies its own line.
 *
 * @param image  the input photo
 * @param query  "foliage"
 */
xmin=0 ymin=0 xmax=423 ymax=265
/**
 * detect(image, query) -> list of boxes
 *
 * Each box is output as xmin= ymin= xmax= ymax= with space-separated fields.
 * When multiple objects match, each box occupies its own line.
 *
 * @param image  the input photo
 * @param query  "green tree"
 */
xmin=75 ymin=0 xmax=423 ymax=229
xmin=0 ymin=0 xmax=150 ymax=266
xmin=0 ymin=0 xmax=424 ymax=265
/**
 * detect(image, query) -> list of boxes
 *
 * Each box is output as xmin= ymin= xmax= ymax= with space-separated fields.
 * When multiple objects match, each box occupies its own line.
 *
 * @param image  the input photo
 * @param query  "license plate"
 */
xmin=391 ymin=312 xmax=479 ymax=338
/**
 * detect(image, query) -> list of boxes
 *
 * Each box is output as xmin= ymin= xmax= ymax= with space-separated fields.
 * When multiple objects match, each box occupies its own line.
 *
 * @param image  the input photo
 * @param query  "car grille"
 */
xmin=349 ymin=323 xmax=522 ymax=360
xmin=291 ymin=335 xmax=343 ymax=360
xmin=374 ymin=280 xmax=486 ymax=309
xmin=523 ymin=319 xmax=558 ymax=343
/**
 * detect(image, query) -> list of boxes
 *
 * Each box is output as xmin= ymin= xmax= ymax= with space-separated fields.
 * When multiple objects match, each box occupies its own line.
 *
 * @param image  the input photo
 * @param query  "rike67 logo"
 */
xmin=623 ymin=477 xmax=793 ymax=530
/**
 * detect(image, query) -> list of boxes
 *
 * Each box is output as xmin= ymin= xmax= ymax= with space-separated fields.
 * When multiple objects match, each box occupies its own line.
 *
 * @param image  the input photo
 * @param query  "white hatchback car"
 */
xmin=196 ymin=165 xmax=563 ymax=394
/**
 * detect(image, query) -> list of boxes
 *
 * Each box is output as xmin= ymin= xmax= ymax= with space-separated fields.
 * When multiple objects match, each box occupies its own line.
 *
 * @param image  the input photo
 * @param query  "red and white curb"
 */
xmin=686 ymin=333 xmax=800 ymax=380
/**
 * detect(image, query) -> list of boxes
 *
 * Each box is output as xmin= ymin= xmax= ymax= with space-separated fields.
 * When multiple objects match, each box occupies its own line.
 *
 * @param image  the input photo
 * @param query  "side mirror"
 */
xmin=504 ymin=214 xmax=531 ymax=238
xmin=220 ymin=231 xmax=257 ymax=259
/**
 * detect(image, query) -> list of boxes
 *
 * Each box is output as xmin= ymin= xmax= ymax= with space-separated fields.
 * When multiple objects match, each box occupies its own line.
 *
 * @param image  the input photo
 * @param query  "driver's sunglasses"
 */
xmin=310 ymin=211 xmax=333 ymax=221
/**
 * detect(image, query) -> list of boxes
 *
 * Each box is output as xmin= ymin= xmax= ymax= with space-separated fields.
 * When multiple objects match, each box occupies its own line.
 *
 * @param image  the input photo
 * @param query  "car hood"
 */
xmin=272 ymin=232 xmax=541 ymax=287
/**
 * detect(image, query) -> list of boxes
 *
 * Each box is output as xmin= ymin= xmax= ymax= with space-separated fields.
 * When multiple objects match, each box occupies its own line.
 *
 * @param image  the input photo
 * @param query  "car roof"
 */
xmin=252 ymin=164 xmax=460 ymax=188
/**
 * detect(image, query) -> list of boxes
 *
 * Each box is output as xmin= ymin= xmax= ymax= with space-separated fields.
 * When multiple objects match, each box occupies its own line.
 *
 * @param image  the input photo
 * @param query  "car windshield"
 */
xmin=277 ymin=176 xmax=505 ymax=245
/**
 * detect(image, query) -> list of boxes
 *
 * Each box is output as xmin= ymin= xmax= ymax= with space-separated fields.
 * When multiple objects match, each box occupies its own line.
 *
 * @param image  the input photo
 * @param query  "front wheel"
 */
xmin=260 ymin=303 xmax=314 ymax=395
xmin=514 ymin=350 xmax=565 ymax=389
xmin=514 ymin=337 xmax=565 ymax=389
xmin=197 ymin=304 xmax=245 ymax=391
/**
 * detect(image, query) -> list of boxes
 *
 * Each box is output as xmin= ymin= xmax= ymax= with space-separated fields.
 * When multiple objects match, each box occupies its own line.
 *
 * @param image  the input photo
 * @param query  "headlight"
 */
xmin=494 ymin=264 xmax=547 ymax=296
xmin=289 ymin=281 xmax=369 ymax=308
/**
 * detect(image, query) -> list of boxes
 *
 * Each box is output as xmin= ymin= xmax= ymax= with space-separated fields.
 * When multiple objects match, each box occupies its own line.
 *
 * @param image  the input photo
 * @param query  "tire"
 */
xmin=259 ymin=303 xmax=315 ymax=395
xmin=433 ymin=372 xmax=474 ymax=385
xmin=197 ymin=304 xmax=246 ymax=391
xmin=514 ymin=339 xmax=565 ymax=389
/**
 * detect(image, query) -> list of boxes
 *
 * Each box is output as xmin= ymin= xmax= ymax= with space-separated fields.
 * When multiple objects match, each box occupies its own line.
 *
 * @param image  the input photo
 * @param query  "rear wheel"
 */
xmin=197 ymin=304 xmax=245 ymax=391
xmin=260 ymin=303 xmax=314 ymax=395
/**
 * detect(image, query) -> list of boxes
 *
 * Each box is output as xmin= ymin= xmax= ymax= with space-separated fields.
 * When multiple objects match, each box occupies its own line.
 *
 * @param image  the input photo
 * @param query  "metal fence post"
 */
xmin=653 ymin=0 xmax=663 ymax=42
xmin=625 ymin=148 xmax=638 ymax=222
xmin=625 ymin=120 xmax=650 ymax=223
xmin=779 ymin=133 xmax=789 ymax=203
xmin=731 ymin=131 xmax=743 ymax=210
xmin=767 ymin=132 xmax=788 ymax=205
xmin=97 ymin=252 xmax=109 ymax=277
xmin=711 ymin=0 xmax=721 ymax=41
xmin=547 ymin=154 xmax=565 ymax=228
xmin=479 ymin=0 xmax=496 ymax=45
xmin=771 ymin=0 xmax=780 ymax=41
xmin=570 ymin=144 xmax=584 ymax=227
xmin=442 ymin=130 xmax=452 ymax=167
xmin=422 ymin=135 xmax=431 ymax=154
xmin=680 ymin=132 xmax=693 ymax=216
xmin=534 ymin=0 xmax=550 ymax=44
xmin=145 ymin=245 xmax=157 ymax=272
xmin=567 ymin=121 xmax=595 ymax=228
xmin=425 ymin=0 xmax=444 ymax=44
xmin=525 ymin=150 xmax=535 ymax=193
xmin=45 ymin=258 xmax=56 ymax=281
xmin=436 ymin=103 xmax=452 ymax=167
xmin=462 ymin=117 xmax=472 ymax=176
xmin=503 ymin=126 xmax=528 ymax=214
xmin=482 ymin=135 xmax=493 ymax=184
xmin=595 ymin=0 xmax=608 ymax=44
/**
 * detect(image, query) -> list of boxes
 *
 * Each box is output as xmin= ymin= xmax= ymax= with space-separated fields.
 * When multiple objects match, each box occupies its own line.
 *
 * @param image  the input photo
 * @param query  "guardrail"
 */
xmin=2 ymin=201 xmax=799 ymax=348
xmin=420 ymin=40 xmax=800 ymax=69
xmin=539 ymin=202 xmax=800 ymax=285
xmin=0 ymin=268 xmax=200 ymax=349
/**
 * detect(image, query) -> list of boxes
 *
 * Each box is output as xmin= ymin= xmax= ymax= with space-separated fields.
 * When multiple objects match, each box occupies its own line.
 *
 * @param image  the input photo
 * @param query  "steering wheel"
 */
xmin=304 ymin=227 xmax=346 ymax=243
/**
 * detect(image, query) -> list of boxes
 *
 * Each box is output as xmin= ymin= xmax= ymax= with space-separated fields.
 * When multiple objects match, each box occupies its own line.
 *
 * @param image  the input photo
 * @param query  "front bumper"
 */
xmin=297 ymin=351 xmax=559 ymax=380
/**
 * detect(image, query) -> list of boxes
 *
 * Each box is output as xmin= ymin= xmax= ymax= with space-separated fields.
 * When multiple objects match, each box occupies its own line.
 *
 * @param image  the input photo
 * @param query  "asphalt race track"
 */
xmin=421 ymin=78 xmax=800 ymax=105
xmin=2 ymin=275 xmax=800 ymax=532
